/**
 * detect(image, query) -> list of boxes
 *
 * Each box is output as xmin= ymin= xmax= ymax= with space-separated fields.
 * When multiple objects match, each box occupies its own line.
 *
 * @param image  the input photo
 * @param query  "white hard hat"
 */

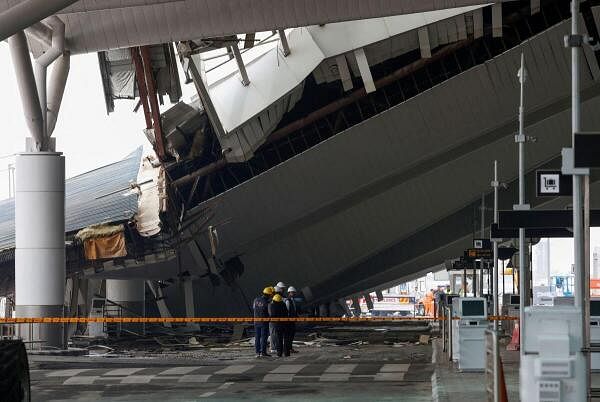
xmin=287 ymin=286 xmax=297 ymax=293
xmin=274 ymin=286 xmax=283 ymax=293
xmin=276 ymin=281 xmax=287 ymax=288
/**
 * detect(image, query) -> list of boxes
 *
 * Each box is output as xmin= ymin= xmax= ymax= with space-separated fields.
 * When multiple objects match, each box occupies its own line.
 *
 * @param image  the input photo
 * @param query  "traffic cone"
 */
xmin=506 ymin=323 xmax=520 ymax=351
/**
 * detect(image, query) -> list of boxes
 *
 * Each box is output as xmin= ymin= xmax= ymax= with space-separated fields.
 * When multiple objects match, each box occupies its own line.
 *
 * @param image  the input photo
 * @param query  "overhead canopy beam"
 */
xmin=0 ymin=0 xmax=78 ymax=42
xmin=1 ymin=0 xmax=514 ymax=54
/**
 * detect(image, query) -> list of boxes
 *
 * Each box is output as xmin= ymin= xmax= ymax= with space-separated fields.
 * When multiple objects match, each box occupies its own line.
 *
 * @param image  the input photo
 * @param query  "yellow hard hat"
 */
xmin=272 ymin=294 xmax=283 ymax=302
xmin=263 ymin=286 xmax=274 ymax=295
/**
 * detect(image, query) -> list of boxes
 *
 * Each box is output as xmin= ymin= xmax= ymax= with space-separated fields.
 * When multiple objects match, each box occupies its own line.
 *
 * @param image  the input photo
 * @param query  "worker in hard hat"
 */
xmin=253 ymin=286 xmax=273 ymax=357
xmin=269 ymin=282 xmax=288 ymax=353
xmin=284 ymin=286 xmax=299 ymax=355
xmin=268 ymin=293 xmax=289 ymax=357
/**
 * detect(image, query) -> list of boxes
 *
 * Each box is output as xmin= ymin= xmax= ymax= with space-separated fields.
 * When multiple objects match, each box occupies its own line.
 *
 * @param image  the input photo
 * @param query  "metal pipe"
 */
xmin=46 ymin=51 xmax=70 ymax=136
xmin=492 ymin=160 xmax=500 ymax=402
xmin=480 ymin=193 xmax=485 ymax=296
xmin=571 ymin=0 xmax=589 ymax=397
xmin=8 ymin=31 xmax=44 ymax=150
xmin=492 ymin=161 xmax=499 ymax=329
xmin=0 ymin=0 xmax=78 ymax=43
xmin=517 ymin=52 xmax=528 ymax=355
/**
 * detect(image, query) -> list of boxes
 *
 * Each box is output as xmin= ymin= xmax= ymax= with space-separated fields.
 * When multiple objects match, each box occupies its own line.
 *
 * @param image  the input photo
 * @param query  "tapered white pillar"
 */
xmin=15 ymin=152 xmax=65 ymax=348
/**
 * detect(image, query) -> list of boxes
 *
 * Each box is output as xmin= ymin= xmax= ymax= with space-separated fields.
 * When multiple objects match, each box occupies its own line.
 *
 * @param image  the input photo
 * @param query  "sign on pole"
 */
xmin=536 ymin=170 xmax=573 ymax=197
xmin=473 ymin=238 xmax=492 ymax=249
xmin=464 ymin=248 xmax=493 ymax=260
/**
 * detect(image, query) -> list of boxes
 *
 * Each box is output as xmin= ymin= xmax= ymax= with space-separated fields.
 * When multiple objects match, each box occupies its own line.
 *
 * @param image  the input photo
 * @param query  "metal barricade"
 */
xmin=484 ymin=329 xmax=499 ymax=402
xmin=446 ymin=306 xmax=453 ymax=362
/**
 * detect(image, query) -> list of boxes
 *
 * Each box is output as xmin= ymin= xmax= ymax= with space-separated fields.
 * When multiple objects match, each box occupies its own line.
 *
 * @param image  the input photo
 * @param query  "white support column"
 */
xmin=15 ymin=152 xmax=65 ymax=348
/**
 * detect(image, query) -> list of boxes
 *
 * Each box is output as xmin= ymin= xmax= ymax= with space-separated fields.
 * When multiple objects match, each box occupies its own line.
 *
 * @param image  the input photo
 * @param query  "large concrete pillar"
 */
xmin=15 ymin=152 xmax=65 ymax=348
xmin=105 ymin=279 xmax=145 ymax=317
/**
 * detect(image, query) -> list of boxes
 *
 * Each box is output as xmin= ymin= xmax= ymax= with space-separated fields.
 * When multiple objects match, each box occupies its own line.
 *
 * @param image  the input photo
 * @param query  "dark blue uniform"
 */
xmin=284 ymin=298 xmax=298 ymax=355
xmin=268 ymin=300 xmax=289 ymax=357
xmin=253 ymin=295 xmax=270 ymax=355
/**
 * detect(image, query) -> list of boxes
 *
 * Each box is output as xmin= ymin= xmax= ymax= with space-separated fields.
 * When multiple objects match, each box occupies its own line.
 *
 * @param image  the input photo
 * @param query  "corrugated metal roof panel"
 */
xmin=0 ymin=147 xmax=142 ymax=251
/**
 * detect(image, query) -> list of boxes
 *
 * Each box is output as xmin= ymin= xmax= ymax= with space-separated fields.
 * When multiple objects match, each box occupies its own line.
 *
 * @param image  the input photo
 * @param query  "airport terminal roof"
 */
xmin=0 ymin=147 xmax=142 ymax=252
xmin=1 ymin=0 xmax=506 ymax=55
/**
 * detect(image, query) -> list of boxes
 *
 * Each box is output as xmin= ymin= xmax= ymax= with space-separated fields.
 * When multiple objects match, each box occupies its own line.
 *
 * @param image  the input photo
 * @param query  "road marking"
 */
xmin=319 ymin=373 xmax=350 ymax=382
xmin=63 ymin=376 xmax=99 ymax=385
xmin=158 ymin=366 xmax=200 ymax=375
xmin=214 ymin=365 xmax=253 ymax=375
xmin=104 ymin=367 xmax=146 ymax=376
xmin=375 ymin=372 xmax=406 ymax=381
xmin=218 ymin=382 xmax=235 ymax=390
xmin=380 ymin=364 xmax=410 ymax=372
xmin=199 ymin=392 xmax=216 ymax=398
xmin=178 ymin=374 xmax=211 ymax=383
xmin=120 ymin=375 xmax=155 ymax=384
xmin=324 ymin=364 xmax=357 ymax=373
xmin=270 ymin=364 xmax=306 ymax=374
xmin=47 ymin=369 xmax=94 ymax=377
xmin=263 ymin=373 xmax=295 ymax=382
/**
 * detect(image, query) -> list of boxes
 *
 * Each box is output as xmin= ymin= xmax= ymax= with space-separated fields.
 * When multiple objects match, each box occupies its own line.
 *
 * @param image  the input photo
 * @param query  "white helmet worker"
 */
xmin=287 ymin=286 xmax=297 ymax=293
xmin=276 ymin=281 xmax=287 ymax=289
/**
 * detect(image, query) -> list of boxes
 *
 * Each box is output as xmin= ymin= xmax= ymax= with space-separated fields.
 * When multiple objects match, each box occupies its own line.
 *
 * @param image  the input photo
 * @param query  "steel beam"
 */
xmin=131 ymin=47 xmax=152 ymax=130
xmin=140 ymin=46 xmax=166 ymax=159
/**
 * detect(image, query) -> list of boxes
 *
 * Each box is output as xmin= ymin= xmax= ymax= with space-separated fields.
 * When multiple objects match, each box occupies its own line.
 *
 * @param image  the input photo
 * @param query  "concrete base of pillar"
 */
xmin=15 ymin=305 xmax=63 ymax=349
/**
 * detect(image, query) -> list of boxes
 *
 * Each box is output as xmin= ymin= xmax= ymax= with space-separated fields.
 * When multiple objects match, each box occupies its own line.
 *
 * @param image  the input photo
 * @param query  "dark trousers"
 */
xmin=273 ymin=325 xmax=285 ymax=357
xmin=283 ymin=323 xmax=295 ymax=356
xmin=254 ymin=323 xmax=269 ymax=355
xmin=269 ymin=322 xmax=276 ymax=351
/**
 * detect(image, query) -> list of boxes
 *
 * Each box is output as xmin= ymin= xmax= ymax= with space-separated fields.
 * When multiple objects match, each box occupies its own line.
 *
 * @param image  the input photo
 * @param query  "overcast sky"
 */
xmin=0 ymin=41 xmax=598 ymax=283
xmin=0 ymin=42 xmax=196 ymax=201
